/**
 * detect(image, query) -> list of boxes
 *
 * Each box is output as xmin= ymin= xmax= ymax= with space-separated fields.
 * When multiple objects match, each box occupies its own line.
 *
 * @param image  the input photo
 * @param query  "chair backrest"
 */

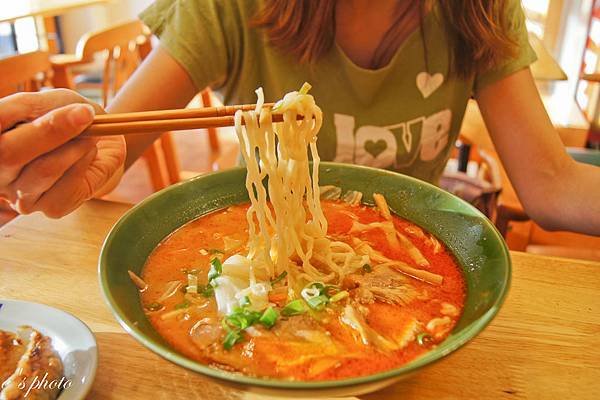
xmin=449 ymin=136 xmax=502 ymax=188
xmin=441 ymin=135 xmax=503 ymax=218
xmin=74 ymin=20 xmax=148 ymax=107
xmin=0 ymin=51 xmax=52 ymax=97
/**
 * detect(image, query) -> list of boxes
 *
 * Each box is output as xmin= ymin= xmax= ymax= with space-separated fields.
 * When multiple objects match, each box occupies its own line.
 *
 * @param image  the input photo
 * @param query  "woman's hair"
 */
xmin=251 ymin=0 xmax=519 ymax=78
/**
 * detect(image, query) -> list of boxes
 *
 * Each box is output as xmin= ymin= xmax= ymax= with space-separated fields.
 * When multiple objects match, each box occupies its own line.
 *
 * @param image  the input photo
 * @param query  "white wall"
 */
xmin=60 ymin=0 xmax=154 ymax=53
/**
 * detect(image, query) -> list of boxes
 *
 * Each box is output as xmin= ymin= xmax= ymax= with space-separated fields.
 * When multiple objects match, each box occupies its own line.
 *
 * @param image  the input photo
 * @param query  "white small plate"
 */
xmin=0 ymin=299 xmax=98 ymax=400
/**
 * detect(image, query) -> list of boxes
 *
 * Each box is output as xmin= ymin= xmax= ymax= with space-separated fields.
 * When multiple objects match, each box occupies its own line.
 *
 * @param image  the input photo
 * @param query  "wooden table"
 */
xmin=0 ymin=200 xmax=599 ymax=399
xmin=0 ymin=0 xmax=109 ymax=24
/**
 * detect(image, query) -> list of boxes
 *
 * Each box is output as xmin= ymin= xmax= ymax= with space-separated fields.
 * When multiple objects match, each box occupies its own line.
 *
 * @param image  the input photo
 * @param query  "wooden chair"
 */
xmin=49 ymin=20 xmax=218 ymax=191
xmin=441 ymin=136 xmax=503 ymax=219
xmin=49 ymin=21 xmax=153 ymax=102
xmin=0 ymin=51 xmax=54 ymax=221
xmin=0 ymin=51 xmax=53 ymax=97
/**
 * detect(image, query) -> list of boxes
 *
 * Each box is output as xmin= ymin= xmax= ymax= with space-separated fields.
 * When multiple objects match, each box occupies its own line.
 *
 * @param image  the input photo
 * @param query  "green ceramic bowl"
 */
xmin=99 ymin=162 xmax=511 ymax=397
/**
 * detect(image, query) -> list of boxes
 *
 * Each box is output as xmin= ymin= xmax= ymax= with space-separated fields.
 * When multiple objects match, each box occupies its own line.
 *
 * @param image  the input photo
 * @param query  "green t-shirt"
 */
xmin=140 ymin=0 xmax=536 ymax=183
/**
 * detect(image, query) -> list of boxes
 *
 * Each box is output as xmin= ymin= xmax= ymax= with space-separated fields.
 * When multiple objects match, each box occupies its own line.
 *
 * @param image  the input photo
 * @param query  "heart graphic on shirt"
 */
xmin=364 ymin=139 xmax=388 ymax=158
xmin=416 ymin=72 xmax=444 ymax=99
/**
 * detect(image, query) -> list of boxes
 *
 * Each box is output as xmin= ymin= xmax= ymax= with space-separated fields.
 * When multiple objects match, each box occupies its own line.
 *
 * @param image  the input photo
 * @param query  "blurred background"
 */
xmin=1 ymin=0 xmax=599 ymax=260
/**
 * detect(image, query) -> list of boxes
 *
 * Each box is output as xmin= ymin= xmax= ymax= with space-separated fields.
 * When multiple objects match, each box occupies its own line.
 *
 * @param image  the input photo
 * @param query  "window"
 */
xmin=0 ymin=2 xmax=40 ymax=57
xmin=576 ymin=2 xmax=600 ymax=119
xmin=523 ymin=0 xmax=551 ymax=38
xmin=0 ymin=23 xmax=16 ymax=57
xmin=14 ymin=17 xmax=39 ymax=53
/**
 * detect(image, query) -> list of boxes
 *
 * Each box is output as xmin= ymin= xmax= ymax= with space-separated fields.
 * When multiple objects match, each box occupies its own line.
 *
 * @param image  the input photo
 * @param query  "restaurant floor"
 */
xmin=104 ymin=126 xmax=239 ymax=204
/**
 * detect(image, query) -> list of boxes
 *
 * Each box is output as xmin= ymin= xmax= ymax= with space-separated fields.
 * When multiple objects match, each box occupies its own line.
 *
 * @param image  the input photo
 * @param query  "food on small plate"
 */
xmin=0 ymin=331 xmax=26 ymax=386
xmin=131 ymin=85 xmax=465 ymax=381
xmin=0 ymin=326 xmax=64 ymax=400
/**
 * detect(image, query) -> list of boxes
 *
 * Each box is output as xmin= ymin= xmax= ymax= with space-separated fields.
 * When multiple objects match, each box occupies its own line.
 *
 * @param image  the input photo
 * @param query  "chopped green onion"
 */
xmin=239 ymin=296 xmax=251 ymax=307
xmin=230 ymin=314 xmax=248 ymax=330
xmin=199 ymin=284 xmax=214 ymax=297
xmin=305 ymin=282 xmax=340 ymax=298
xmin=145 ymin=302 xmax=163 ymax=312
xmin=174 ymin=301 xmax=189 ymax=310
xmin=362 ymin=263 xmax=372 ymax=273
xmin=209 ymin=249 xmax=224 ymax=255
xmin=221 ymin=302 xmax=278 ymax=350
xmin=246 ymin=311 xmax=261 ymax=325
xmin=223 ymin=329 xmax=244 ymax=350
xmin=270 ymin=271 xmax=288 ymax=285
xmin=259 ymin=307 xmax=278 ymax=329
xmin=417 ymin=332 xmax=433 ymax=346
xmin=301 ymin=287 xmax=321 ymax=302
xmin=221 ymin=319 xmax=232 ymax=332
xmin=329 ymin=290 xmax=349 ymax=303
xmin=304 ymin=281 xmax=325 ymax=294
xmin=225 ymin=308 xmax=261 ymax=331
xmin=306 ymin=295 xmax=329 ymax=311
xmin=281 ymin=299 xmax=306 ymax=316
xmin=225 ymin=314 xmax=245 ymax=330
xmin=208 ymin=258 xmax=223 ymax=281
xmin=299 ymin=82 xmax=312 ymax=95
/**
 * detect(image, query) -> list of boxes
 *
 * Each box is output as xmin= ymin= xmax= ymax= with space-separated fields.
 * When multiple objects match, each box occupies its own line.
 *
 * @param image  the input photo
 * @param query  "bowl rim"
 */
xmin=99 ymin=162 xmax=511 ymax=390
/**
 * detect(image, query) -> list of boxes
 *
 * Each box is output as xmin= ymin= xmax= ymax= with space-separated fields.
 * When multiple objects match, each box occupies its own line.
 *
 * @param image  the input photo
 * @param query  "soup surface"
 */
xmin=140 ymin=200 xmax=465 ymax=381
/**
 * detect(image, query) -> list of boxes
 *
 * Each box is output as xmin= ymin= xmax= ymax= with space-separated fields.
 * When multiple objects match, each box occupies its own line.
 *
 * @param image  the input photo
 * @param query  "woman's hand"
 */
xmin=0 ymin=89 xmax=126 ymax=218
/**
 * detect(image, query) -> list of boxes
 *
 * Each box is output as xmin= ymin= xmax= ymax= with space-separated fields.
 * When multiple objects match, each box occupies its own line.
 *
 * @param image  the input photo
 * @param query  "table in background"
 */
xmin=0 ymin=200 xmax=599 ymax=399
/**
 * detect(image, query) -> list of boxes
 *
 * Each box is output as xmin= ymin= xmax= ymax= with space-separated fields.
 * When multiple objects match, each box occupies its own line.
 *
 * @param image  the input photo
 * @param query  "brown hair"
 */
xmin=251 ymin=0 xmax=519 ymax=78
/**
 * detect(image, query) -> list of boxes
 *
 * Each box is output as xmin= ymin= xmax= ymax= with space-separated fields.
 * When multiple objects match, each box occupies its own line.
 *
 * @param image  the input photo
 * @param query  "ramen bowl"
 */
xmin=99 ymin=162 xmax=511 ymax=397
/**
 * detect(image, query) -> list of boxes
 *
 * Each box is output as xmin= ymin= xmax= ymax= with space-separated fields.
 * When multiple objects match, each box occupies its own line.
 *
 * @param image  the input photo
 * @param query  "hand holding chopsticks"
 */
xmin=82 ymin=103 xmax=299 ymax=137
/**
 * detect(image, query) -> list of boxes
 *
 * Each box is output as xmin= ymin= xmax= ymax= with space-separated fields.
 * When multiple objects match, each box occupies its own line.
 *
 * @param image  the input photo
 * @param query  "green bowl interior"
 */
xmin=99 ymin=162 xmax=511 ymax=389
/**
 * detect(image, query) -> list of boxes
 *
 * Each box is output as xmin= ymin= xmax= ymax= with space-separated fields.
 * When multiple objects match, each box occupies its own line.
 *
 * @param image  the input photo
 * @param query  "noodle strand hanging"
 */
xmin=233 ymin=84 xmax=365 ymax=291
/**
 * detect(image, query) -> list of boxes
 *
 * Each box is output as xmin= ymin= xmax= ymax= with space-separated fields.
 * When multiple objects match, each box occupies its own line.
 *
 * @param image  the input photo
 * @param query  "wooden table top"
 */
xmin=0 ymin=200 xmax=599 ymax=399
xmin=0 ymin=0 xmax=109 ymax=24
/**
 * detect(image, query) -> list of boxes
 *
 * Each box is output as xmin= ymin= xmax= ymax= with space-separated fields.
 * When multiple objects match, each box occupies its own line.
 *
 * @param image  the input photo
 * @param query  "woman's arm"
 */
xmin=476 ymin=68 xmax=600 ymax=235
xmin=107 ymin=45 xmax=198 ymax=168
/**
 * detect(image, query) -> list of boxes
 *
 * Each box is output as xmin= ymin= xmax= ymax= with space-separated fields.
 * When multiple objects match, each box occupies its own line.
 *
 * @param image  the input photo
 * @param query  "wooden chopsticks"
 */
xmin=82 ymin=102 xmax=285 ymax=137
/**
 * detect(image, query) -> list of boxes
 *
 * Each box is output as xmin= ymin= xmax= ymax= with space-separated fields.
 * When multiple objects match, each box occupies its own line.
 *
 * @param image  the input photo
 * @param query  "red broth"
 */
xmin=140 ymin=201 xmax=465 ymax=381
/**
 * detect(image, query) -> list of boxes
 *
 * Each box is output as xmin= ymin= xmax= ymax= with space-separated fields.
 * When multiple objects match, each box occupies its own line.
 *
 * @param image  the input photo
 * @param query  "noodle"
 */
xmin=234 ymin=84 xmax=365 ymax=290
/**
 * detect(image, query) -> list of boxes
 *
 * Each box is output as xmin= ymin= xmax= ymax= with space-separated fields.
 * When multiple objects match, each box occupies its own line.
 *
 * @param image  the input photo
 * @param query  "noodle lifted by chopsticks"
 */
xmin=234 ymin=84 xmax=368 ymax=291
